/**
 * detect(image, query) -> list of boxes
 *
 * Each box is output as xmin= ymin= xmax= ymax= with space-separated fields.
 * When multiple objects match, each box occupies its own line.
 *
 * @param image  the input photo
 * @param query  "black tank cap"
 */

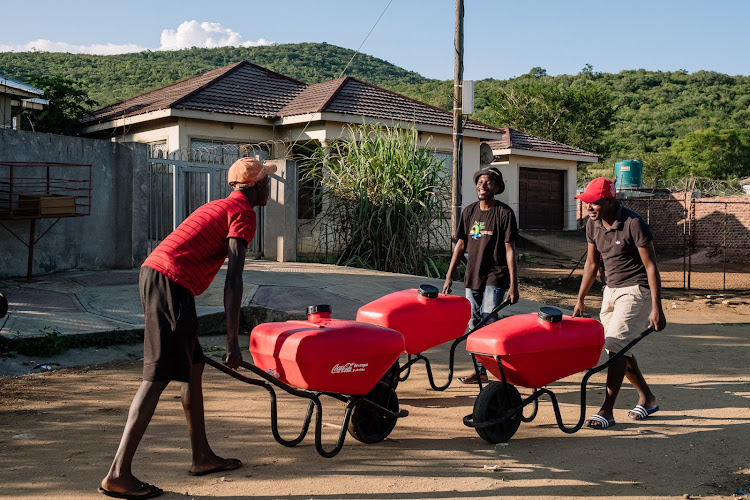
xmin=418 ymin=284 xmax=439 ymax=298
xmin=538 ymin=306 xmax=563 ymax=323
xmin=307 ymin=304 xmax=332 ymax=315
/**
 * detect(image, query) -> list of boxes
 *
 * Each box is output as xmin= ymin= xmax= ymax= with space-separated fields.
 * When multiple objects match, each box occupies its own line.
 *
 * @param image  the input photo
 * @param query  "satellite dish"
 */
xmin=480 ymin=143 xmax=494 ymax=165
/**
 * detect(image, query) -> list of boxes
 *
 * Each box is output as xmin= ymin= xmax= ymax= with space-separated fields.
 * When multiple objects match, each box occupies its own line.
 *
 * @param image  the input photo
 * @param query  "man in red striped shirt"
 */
xmin=99 ymin=158 xmax=276 ymax=499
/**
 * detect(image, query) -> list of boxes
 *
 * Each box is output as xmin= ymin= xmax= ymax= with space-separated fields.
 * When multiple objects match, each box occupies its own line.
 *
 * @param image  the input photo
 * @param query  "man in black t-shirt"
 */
xmin=443 ymin=166 xmax=519 ymax=384
xmin=573 ymin=177 xmax=667 ymax=429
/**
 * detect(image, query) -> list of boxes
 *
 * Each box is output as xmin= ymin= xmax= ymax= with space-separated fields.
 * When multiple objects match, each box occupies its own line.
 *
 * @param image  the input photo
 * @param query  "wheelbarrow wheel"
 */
xmin=473 ymin=381 xmax=522 ymax=444
xmin=348 ymin=383 xmax=399 ymax=444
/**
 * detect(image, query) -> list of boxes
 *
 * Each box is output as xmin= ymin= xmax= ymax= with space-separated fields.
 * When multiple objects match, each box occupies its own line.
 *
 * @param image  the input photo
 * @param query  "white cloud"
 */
xmin=0 ymin=39 xmax=148 ymax=55
xmin=0 ymin=21 xmax=275 ymax=54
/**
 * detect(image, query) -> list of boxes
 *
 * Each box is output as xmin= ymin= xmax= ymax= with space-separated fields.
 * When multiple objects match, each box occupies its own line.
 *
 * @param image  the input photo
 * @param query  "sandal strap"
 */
xmin=629 ymin=404 xmax=648 ymax=419
xmin=587 ymin=414 xmax=612 ymax=427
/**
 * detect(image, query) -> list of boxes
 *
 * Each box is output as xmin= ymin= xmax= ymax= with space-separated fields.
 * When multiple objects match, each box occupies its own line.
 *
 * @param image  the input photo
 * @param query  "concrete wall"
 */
xmin=0 ymin=129 xmax=149 ymax=279
xmin=263 ymin=159 xmax=298 ymax=262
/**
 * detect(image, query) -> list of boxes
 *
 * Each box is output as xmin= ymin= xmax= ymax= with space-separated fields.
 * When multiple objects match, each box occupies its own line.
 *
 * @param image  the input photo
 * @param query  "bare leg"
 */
xmin=625 ymin=355 xmax=657 ymax=408
xmin=588 ymin=353 xmax=628 ymax=427
xmin=183 ymin=362 xmax=241 ymax=475
xmin=101 ymin=380 xmax=169 ymax=493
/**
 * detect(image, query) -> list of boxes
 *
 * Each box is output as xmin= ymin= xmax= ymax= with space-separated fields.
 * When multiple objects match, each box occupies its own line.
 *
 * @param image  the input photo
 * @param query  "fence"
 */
xmin=0 ymin=162 xmax=93 ymax=279
xmin=574 ymin=191 xmax=750 ymax=291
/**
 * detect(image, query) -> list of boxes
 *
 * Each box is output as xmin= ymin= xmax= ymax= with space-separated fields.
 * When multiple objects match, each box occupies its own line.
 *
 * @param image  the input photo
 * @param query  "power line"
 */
xmin=291 ymin=0 xmax=394 ymax=149
xmin=338 ymin=0 xmax=394 ymax=79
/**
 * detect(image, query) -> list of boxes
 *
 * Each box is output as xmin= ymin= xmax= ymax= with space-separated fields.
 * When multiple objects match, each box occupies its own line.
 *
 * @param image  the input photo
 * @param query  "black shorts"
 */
xmin=140 ymin=266 xmax=203 ymax=382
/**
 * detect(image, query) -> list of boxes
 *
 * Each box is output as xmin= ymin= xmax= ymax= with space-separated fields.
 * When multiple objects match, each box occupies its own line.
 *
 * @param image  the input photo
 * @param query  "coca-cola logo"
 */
xmin=331 ymin=362 xmax=368 ymax=374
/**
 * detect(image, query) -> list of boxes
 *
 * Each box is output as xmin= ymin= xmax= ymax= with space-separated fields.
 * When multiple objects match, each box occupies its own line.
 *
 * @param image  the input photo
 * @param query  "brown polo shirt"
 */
xmin=586 ymin=203 xmax=653 ymax=288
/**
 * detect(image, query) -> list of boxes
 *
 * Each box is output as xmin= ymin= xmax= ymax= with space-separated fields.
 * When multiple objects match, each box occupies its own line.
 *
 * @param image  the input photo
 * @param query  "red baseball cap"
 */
xmin=574 ymin=177 xmax=616 ymax=203
xmin=228 ymin=157 xmax=277 ymax=187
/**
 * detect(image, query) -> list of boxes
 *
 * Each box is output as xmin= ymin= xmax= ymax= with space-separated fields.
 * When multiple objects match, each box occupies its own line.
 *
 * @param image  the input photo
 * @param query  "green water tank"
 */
xmin=614 ymin=160 xmax=642 ymax=188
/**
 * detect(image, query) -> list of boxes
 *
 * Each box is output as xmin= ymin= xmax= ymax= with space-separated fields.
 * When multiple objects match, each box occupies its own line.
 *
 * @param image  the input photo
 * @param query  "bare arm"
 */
xmin=637 ymin=242 xmax=667 ymax=331
xmin=442 ymin=238 xmax=466 ymax=294
xmin=505 ymin=241 xmax=519 ymax=304
xmin=573 ymin=243 xmax=600 ymax=317
xmin=223 ymin=237 xmax=248 ymax=369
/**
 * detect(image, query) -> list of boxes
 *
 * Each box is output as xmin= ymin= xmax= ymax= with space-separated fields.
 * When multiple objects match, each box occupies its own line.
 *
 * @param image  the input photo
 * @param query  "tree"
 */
xmin=21 ymin=74 xmax=98 ymax=135
xmin=474 ymin=78 xmax=615 ymax=157
xmin=639 ymin=151 xmax=684 ymax=185
xmin=670 ymin=129 xmax=750 ymax=179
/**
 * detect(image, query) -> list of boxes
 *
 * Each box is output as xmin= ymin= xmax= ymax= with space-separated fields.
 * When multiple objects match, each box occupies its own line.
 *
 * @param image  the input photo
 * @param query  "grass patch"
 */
xmin=2 ymin=327 xmax=143 ymax=357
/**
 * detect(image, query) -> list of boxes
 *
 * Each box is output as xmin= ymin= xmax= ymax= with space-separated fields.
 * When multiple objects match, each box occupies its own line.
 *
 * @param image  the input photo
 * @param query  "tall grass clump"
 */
xmin=300 ymin=123 xmax=450 ymax=277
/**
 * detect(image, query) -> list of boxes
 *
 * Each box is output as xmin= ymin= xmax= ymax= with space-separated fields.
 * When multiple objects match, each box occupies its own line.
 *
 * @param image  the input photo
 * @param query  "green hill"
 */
xmin=0 ymin=43 xmax=432 ymax=106
xmin=2 ymin=43 xmax=750 ymax=177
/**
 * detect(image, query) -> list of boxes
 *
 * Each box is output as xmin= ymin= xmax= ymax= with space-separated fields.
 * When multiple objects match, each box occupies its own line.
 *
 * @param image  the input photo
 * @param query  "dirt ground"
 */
xmin=1 ymin=275 xmax=749 ymax=500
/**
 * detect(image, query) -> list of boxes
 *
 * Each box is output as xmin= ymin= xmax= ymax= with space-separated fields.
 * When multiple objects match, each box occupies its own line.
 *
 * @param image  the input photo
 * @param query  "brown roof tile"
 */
xmin=277 ymin=78 xmax=347 ymax=116
xmin=83 ymin=63 xmax=499 ymax=136
xmin=485 ymin=128 xmax=598 ymax=158
xmin=82 ymin=62 xmax=306 ymax=124
xmin=279 ymin=77 xmax=499 ymax=133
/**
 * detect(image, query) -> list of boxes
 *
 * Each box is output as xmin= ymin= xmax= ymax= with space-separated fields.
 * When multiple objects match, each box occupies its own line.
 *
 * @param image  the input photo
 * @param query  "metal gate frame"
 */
xmin=147 ymin=156 xmax=262 ymax=256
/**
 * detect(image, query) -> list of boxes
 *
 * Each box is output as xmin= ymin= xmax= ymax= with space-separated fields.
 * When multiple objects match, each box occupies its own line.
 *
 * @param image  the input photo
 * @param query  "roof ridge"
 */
xmin=328 ymin=77 xmax=502 ymax=132
xmin=234 ymin=60 xmax=308 ymax=86
xmin=316 ymin=76 xmax=350 ymax=113
xmin=87 ymin=62 xmax=242 ymax=117
xmin=88 ymin=61 xmax=308 ymax=119
xmin=508 ymin=128 xmax=594 ymax=153
xmin=171 ymin=61 xmax=250 ymax=108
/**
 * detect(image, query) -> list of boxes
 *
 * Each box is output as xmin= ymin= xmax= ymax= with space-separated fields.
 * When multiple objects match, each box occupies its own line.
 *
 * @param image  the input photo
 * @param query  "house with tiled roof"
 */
xmin=82 ymin=61 xmax=596 ymax=259
xmin=486 ymin=129 xmax=599 ymax=230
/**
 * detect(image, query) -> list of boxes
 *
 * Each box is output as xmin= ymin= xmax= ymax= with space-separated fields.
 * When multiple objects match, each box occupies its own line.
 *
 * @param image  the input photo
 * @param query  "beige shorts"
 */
xmin=600 ymin=284 xmax=652 ymax=354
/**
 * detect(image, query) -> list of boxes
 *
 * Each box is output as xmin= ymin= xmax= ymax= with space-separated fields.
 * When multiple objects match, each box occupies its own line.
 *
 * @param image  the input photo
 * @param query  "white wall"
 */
xmin=494 ymin=155 xmax=579 ymax=230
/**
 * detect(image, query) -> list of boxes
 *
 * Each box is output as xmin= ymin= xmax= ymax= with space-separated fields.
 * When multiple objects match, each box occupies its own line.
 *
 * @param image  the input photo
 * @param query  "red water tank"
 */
xmin=466 ymin=307 xmax=604 ymax=388
xmin=249 ymin=305 xmax=405 ymax=395
xmin=356 ymin=286 xmax=471 ymax=355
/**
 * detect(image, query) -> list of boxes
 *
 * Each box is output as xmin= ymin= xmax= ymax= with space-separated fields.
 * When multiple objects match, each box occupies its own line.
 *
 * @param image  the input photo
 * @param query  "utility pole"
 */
xmin=450 ymin=0 xmax=464 ymax=243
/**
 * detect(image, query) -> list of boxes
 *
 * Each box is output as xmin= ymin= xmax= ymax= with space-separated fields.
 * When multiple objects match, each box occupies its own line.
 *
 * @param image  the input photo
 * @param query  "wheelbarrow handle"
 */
xmin=589 ymin=325 xmax=657 ymax=376
xmin=467 ymin=298 xmax=512 ymax=334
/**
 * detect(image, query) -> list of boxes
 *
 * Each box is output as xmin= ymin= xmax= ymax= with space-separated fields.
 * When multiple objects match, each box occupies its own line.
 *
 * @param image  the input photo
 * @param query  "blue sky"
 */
xmin=1 ymin=0 xmax=748 ymax=80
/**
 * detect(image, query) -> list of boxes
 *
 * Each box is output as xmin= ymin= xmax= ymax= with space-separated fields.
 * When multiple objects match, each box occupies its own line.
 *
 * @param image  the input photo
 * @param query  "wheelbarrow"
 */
xmin=357 ymin=284 xmax=511 ymax=391
xmin=462 ymin=306 xmax=655 ymax=443
xmin=204 ymin=304 xmax=409 ymax=458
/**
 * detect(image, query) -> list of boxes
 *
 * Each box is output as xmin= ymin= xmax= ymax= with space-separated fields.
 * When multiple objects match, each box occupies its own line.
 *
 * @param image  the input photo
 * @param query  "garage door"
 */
xmin=519 ymin=168 xmax=564 ymax=230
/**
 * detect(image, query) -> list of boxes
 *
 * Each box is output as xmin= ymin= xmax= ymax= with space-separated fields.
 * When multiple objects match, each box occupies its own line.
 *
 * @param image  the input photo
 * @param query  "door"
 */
xmin=518 ymin=168 xmax=564 ymax=230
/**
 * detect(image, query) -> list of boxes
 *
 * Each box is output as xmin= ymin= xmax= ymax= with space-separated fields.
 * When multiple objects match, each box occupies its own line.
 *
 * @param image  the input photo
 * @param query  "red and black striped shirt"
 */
xmin=143 ymin=191 xmax=256 ymax=296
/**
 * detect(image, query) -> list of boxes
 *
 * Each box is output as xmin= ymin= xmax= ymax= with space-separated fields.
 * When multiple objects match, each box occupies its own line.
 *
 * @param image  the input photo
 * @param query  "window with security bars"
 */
xmin=148 ymin=140 xmax=167 ymax=158
xmin=189 ymin=140 xmax=270 ymax=164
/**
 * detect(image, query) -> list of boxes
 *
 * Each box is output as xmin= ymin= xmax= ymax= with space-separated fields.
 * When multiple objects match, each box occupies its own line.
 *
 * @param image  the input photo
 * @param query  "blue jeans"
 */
xmin=466 ymin=285 xmax=506 ymax=330
xmin=466 ymin=286 xmax=506 ymax=375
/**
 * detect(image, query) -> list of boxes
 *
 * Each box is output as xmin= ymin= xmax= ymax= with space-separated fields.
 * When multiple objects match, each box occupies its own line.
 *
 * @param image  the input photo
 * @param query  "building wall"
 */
xmin=0 ymin=95 xmax=11 ymax=129
xmin=0 ymin=129 xmax=149 ymax=279
xmin=492 ymin=155 xmax=579 ymax=230
xmin=116 ymin=119 xmax=275 ymax=152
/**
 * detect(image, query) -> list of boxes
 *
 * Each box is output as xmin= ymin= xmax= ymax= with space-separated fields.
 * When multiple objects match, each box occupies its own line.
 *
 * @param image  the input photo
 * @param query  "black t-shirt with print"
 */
xmin=458 ymin=200 xmax=518 ymax=290
xmin=585 ymin=203 xmax=653 ymax=288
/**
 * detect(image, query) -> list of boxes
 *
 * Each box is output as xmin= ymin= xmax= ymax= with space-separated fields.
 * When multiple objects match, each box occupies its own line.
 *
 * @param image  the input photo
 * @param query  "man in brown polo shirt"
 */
xmin=572 ymin=177 xmax=667 ymax=429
